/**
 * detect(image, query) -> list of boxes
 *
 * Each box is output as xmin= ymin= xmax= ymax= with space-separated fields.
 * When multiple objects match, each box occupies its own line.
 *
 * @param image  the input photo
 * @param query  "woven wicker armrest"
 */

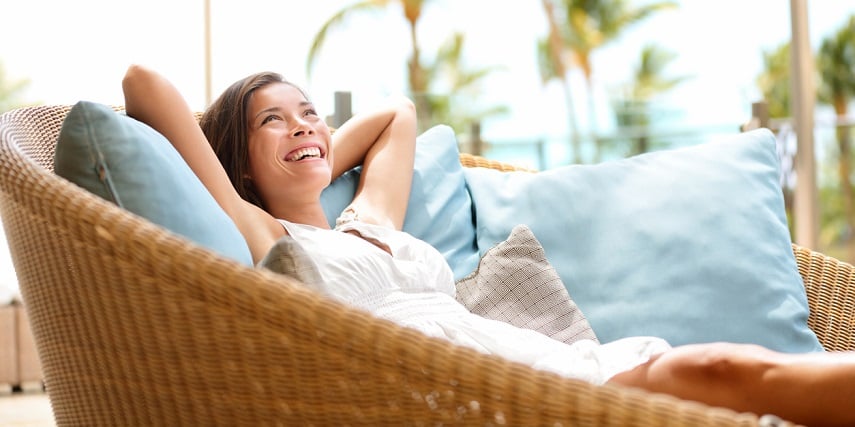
xmin=792 ymin=244 xmax=855 ymax=351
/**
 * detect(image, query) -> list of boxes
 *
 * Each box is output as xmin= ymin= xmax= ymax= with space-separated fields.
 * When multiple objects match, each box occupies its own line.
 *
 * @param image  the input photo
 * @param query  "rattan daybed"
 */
xmin=1 ymin=104 xmax=853 ymax=426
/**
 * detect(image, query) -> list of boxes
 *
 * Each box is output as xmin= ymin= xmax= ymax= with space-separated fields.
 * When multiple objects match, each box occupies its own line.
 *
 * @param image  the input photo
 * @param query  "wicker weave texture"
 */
xmin=0 ymin=105 xmax=837 ymax=426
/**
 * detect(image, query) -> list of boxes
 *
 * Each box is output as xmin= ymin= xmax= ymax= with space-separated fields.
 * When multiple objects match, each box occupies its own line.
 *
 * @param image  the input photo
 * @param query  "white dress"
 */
xmin=278 ymin=219 xmax=671 ymax=385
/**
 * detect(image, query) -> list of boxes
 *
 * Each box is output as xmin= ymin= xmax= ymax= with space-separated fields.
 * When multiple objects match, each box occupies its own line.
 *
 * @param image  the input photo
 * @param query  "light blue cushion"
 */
xmin=54 ymin=101 xmax=253 ymax=266
xmin=321 ymin=124 xmax=479 ymax=280
xmin=464 ymin=129 xmax=823 ymax=353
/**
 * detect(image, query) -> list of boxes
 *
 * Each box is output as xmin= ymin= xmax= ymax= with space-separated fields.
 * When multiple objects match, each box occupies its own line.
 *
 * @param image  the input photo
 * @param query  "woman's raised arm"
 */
xmin=331 ymin=95 xmax=417 ymax=230
xmin=122 ymin=65 xmax=281 ymax=261
xmin=122 ymin=65 xmax=243 ymax=211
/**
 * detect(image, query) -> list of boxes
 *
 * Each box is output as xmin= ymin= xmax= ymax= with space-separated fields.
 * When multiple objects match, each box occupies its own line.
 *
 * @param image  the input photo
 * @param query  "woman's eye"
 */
xmin=261 ymin=115 xmax=280 ymax=125
xmin=304 ymin=109 xmax=318 ymax=117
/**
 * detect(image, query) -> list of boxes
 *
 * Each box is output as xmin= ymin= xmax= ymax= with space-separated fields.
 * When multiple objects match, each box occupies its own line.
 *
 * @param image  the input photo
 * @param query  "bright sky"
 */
xmin=2 ymin=1 xmax=853 ymax=125
xmin=1 ymin=0 xmax=854 ymax=296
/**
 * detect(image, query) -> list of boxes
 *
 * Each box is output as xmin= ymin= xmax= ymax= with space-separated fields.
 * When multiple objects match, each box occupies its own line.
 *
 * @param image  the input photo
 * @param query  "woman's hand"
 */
xmin=331 ymin=95 xmax=417 ymax=231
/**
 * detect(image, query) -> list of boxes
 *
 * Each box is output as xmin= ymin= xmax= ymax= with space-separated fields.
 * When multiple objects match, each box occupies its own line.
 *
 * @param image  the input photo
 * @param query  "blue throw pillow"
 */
xmin=464 ymin=129 xmax=823 ymax=353
xmin=321 ymin=124 xmax=479 ymax=280
xmin=54 ymin=101 xmax=253 ymax=266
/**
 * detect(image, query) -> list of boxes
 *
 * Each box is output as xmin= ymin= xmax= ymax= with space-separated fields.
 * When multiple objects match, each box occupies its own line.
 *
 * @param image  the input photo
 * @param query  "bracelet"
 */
xmin=335 ymin=206 xmax=360 ymax=228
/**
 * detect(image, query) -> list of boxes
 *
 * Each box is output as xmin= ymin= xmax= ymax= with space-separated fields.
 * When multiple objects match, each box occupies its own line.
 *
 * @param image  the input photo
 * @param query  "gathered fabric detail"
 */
xmin=275 ymin=217 xmax=670 ymax=385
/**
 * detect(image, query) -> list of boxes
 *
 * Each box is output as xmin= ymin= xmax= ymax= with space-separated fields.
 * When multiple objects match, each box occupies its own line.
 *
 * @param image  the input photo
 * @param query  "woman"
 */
xmin=123 ymin=64 xmax=855 ymax=427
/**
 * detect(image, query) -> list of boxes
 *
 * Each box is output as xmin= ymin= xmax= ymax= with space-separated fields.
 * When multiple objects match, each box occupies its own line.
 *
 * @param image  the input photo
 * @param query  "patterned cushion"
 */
xmin=456 ymin=225 xmax=598 ymax=345
xmin=258 ymin=235 xmax=324 ymax=285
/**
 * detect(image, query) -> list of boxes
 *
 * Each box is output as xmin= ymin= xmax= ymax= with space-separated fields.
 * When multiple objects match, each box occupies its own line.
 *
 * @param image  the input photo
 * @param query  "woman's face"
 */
xmin=245 ymin=82 xmax=333 ymax=208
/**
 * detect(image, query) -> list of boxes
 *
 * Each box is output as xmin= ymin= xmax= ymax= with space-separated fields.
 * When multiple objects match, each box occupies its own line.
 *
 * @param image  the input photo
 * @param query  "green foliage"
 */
xmin=558 ymin=0 xmax=678 ymax=68
xmin=759 ymin=14 xmax=855 ymax=261
xmin=630 ymin=44 xmax=689 ymax=101
xmin=756 ymin=42 xmax=791 ymax=118
xmin=305 ymin=0 xmax=393 ymax=79
xmin=306 ymin=0 xmax=506 ymax=134
xmin=421 ymin=32 xmax=509 ymax=133
xmin=538 ymin=0 xmax=677 ymax=163
xmin=817 ymin=15 xmax=855 ymax=113
xmin=536 ymin=38 xmax=558 ymax=85
xmin=611 ymin=44 xmax=689 ymax=156
xmin=815 ymin=15 xmax=855 ymax=261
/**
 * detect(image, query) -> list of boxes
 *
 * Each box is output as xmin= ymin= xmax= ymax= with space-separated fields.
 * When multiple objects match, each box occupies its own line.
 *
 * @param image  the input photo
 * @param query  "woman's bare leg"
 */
xmin=608 ymin=342 xmax=855 ymax=427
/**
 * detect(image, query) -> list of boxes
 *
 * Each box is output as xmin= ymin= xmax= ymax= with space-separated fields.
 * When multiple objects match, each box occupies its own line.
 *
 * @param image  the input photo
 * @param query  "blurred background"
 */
xmin=2 ymin=0 xmax=855 ymax=299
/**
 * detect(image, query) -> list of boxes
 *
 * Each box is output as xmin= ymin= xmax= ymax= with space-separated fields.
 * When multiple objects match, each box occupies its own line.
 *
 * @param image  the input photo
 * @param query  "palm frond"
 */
xmin=306 ymin=0 xmax=391 ymax=78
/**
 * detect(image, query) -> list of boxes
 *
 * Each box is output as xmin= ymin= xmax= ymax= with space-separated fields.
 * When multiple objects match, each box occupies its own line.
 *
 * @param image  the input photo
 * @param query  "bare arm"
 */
xmin=121 ymin=65 xmax=281 ymax=261
xmin=331 ymin=95 xmax=417 ymax=230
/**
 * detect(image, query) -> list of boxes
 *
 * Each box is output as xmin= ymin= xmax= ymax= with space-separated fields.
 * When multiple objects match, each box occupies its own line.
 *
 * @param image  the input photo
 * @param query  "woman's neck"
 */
xmin=269 ymin=202 xmax=331 ymax=229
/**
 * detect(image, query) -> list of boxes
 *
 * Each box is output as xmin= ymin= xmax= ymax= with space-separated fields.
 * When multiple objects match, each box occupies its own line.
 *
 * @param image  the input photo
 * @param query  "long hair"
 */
xmin=199 ymin=72 xmax=308 ymax=210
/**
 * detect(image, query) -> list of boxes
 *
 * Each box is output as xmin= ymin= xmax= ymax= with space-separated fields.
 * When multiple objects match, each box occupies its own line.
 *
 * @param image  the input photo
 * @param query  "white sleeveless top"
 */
xmin=278 ymin=219 xmax=670 ymax=384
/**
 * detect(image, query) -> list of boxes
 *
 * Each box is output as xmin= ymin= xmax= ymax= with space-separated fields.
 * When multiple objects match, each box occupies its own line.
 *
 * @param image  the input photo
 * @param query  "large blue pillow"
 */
xmin=321 ymin=124 xmax=479 ymax=280
xmin=54 ymin=101 xmax=253 ymax=266
xmin=464 ymin=129 xmax=823 ymax=353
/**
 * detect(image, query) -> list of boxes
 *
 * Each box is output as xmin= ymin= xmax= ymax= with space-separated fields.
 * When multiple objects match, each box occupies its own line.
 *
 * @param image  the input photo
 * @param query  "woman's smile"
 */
xmin=284 ymin=143 xmax=326 ymax=162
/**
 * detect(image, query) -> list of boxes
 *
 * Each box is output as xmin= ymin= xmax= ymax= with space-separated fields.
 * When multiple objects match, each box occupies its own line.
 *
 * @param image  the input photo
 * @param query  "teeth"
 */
xmin=286 ymin=147 xmax=322 ymax=162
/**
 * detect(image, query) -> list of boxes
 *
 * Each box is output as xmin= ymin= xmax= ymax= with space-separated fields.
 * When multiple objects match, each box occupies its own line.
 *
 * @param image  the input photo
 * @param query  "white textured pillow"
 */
xmin=456 ymin=225 xmax=598 ymax=345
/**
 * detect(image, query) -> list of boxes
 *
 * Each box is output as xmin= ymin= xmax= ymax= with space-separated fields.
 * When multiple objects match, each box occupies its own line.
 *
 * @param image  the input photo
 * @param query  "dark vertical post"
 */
xmin=332 ymin=91 xmax=352 ymax=128
xmin=470 ymin=122 xmax=483 ymax=156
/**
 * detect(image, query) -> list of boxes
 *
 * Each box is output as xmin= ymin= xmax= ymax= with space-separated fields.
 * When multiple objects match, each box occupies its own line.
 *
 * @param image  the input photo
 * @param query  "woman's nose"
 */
xmin=291 ymin=120 xmax=314 ymax=137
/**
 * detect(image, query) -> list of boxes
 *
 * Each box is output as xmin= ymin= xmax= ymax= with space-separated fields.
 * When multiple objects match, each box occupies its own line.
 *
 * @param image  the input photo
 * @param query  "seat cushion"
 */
xmin=54 ymin=101 xmax=253 ymax=265
xmin=464 ymin=129 xmax=824 ymax=353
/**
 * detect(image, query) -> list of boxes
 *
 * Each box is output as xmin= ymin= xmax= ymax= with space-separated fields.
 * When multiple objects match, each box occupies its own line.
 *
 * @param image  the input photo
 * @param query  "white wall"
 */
xmin=0 ymin=218 xmax=19 ymax=305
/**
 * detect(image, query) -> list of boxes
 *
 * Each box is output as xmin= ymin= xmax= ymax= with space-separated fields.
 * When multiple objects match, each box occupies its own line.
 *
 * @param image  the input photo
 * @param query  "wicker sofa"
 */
xmin=1 ymin=104 xmax=853 ymax=426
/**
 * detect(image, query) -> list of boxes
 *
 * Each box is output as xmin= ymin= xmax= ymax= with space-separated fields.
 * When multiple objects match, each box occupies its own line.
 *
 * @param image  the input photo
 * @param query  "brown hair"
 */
xmin=199 ymin=72 xmax=308 ymax=210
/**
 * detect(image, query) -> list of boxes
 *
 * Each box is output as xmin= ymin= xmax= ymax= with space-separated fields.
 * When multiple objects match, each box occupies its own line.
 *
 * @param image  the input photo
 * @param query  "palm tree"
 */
xmin=613 ymin=44 xmax=688 ymax=156
xmin=538 ymin=0 xmax=583 ymax=163
xmin=423 ymin=32 xmax=509 ymax=134
xmin=756 ymin=43 xmax=792 ymax=119
xmin=756 ymin=42 xmax=795 ymax=234
xmin=306 ymin=0 xmax=433 ymax=127
xmin=306 ymin=0 xmax=505 ymax=134
xmin=540 ymin=0 xmax=676 ymax=162
xmin=817 ymin=15 xmax=855 ymax=261
xmin=0 ymin=62 xmax=31 ymax=114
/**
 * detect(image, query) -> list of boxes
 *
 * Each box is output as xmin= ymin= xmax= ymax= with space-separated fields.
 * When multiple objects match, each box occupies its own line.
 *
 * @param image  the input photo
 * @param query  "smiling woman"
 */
xmin=113 ymin=63 xmax=855 ymax=427
xmin=122 ymin=63 xmax=417 ymax=262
